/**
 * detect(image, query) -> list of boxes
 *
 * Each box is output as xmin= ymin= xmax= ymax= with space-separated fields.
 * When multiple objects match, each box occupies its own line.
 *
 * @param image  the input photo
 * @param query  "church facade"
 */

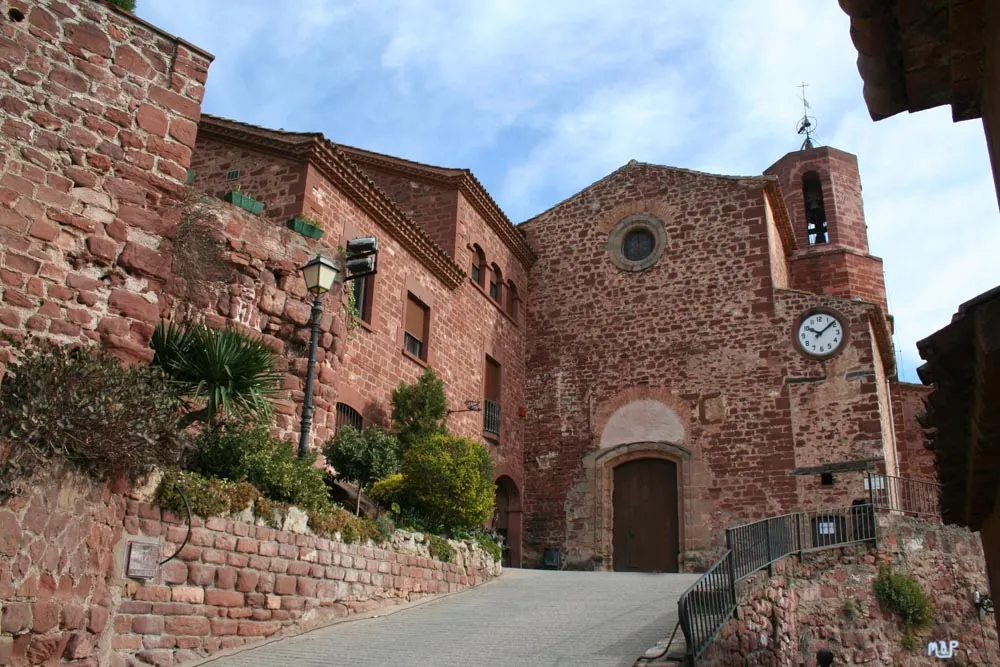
xmin=0 ymin=0 xmax=934 ymax=574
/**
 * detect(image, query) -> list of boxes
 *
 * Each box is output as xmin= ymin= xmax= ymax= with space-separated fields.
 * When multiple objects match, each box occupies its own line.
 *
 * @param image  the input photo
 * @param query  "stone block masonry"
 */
xmin=0 ymin=466 xmax=498 ymax=666
xmin=0 ymin=0 xmax=213 ymax=364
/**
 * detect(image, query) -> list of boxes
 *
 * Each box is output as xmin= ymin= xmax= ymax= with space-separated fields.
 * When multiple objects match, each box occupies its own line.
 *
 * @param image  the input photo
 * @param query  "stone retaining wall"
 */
xmin=698 ymin=516 xmax=997 ymax=666
xmin=0 ymin=467 xmax=499 ymax=666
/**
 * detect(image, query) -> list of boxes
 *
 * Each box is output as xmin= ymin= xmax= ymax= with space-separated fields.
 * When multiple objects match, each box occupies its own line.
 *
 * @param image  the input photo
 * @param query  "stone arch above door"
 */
xmin=595 ymin=390 xmax=689 ymax=449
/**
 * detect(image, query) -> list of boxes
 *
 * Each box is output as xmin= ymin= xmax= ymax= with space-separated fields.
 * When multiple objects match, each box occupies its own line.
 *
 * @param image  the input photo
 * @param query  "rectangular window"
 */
xmin=225 ymin=168 xmax=241 ymax=182
xmin=403 ymin=293 xmax=429 ymax=361
xmin=483 ymin=356 xmax=501 ymax=437
xmin=471 ymin=263 xmax=481 ymax=285
xmin=489 ymin=279 xmax=500 ymax=301
xmin=352 ymin=274 xmax=374 ymax=324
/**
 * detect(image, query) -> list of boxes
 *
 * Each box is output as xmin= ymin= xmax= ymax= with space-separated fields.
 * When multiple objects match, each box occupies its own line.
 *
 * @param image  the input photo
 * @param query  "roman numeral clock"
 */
xmin=793 ymin=307 xmax=849 ymax=360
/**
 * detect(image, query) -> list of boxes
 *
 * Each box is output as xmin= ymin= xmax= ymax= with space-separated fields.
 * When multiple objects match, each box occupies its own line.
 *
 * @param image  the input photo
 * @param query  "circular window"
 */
xmin=606 ymin=214 xmax=667 ymax=272
xmin=622 ymin=229 xmax=655 ymax=261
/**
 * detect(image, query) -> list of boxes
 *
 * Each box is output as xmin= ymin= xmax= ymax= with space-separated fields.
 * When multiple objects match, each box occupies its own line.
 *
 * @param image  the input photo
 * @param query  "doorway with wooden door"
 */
xmin=612 ymin=457 xmax=679 ymax=572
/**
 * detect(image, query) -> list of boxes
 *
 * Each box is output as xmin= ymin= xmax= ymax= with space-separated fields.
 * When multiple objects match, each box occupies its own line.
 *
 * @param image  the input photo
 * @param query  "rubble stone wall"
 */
xmin=700 ymin=516 xmax=998 ymax=666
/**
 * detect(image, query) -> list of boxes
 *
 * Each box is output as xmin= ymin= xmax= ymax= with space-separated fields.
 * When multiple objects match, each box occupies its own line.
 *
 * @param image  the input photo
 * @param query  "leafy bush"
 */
xmin=188 ymin=424 xmax=331 ymax=513
xmin=0 ymin=340 xmax=190 ymax=497
xmin=390 ymin=367 xmax=447 ymax=452
xmin=156 ymin=470 xmax=260 ymax=518
xmin=107 ymin=0 xmax=137 ymax=11
xmin=375 ymin=513 xmax=396 ymax=542
xmin=400 ymin=434 xmax=495 ymax=533
xmin=323 ymin=425 xmax=400 ymax=513
xmin=874 ymin=566 xmax=932 ymax=650
xmin=474 ymin=530 xmax=503 ymax=562
xmin=308 ymin=508 xmax=379 ymax=544
xmin=426 ymin=534 xmax=453 ymax=563
xmin=150 ymin=321 xmax=282 ymax=427
xmin=369 ymin=473 xmax=406 ymax=508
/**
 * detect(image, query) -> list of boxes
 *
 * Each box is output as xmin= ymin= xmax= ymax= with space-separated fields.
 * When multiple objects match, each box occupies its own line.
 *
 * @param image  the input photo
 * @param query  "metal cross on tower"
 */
xmin=796 ymin=81 xmax=818 ymax=150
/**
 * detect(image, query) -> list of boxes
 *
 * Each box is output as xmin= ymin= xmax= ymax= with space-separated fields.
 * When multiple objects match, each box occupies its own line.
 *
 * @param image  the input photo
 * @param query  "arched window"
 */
xmin=489 ymin=263 xmax=503 ymax=305
xmin=802 ymin=172 xmax=828 ymax=245
xmin=506 ymin=281 xmax=519 ymax=321
xmin=335 ymin=402 xmax=363 ymax=431
xmin=470 ymin=244 xmax=486 ymax=287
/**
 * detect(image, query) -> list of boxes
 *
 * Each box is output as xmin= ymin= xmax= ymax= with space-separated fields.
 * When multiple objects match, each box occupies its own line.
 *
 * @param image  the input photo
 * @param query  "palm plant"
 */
xmin=151 ymin=321 xmax=283 ymax=428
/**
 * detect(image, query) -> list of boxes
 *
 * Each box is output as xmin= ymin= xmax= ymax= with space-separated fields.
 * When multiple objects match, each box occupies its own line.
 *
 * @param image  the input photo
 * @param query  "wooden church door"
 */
xmin=612 ymin=458 xmax=679 ymax=572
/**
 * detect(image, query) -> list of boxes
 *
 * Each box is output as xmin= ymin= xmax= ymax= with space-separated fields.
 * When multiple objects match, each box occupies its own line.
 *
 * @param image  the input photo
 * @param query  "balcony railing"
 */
xmin=868 ymin=473 xmax=940 ymax=518
xmin=483 ymin=399 xmax=501 ymax=437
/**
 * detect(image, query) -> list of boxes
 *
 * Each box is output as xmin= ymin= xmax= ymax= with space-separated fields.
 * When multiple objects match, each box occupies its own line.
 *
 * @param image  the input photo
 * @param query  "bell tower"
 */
xmin=763 ymin=98 xmax=888 ymax=313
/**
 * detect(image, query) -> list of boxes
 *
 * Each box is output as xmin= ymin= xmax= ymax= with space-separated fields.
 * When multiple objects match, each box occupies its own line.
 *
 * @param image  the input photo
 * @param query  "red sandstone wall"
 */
xmin=521 ymin=164 xmax=891 ymax=569
xmin=0 ymin=467 xmax=496 ymax=666
xmin=189 ymin=136 xmax=309 ymax=224
xmin=354 ymin=166 xmax=460 ymax=258
xmin=701 ymin=517 xmax=998 ymax=666
xmin=892 ymin=382 xmax=936 ymax=483
xmin=0 ymin=0 xmax=211 ymax=363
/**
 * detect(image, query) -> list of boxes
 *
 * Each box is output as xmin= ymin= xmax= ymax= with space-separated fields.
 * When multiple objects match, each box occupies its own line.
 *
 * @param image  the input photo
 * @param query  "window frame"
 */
xmin=489 ymin=263 xmax=503 ymax=306
xmin=402 ymin=291 xmax=430 ymax=363
xmin=470 ymin=244 xmax=486 ymax=288
xmin=334 ymin=402 xmax=364 ymax=432
xmin=352 ymin=272 xmax=375 ymax=325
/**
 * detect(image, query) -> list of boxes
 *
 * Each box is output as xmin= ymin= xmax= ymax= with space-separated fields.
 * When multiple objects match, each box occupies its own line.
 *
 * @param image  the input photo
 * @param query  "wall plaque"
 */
xmin=126 ymin=541 xmax=161 ymax=579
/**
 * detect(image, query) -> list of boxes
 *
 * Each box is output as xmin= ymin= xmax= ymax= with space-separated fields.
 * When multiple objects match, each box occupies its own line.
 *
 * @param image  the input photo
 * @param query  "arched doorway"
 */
xmin=612 ymin=458 xmax=679 ymax=572
xmin=493 ymin=476 xmax=522 ymax=567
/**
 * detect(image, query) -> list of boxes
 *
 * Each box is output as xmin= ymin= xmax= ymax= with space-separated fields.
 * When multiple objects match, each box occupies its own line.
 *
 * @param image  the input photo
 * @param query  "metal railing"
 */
xmin=678 ymin=474 xmax=941 ymax=664
xmin=483 ymin=399 xmax=501 ymax=437
xmin=868 ymin=473 xmax=940 ymax=518
xmin=679 ymin=503 xmax=879 ymax=663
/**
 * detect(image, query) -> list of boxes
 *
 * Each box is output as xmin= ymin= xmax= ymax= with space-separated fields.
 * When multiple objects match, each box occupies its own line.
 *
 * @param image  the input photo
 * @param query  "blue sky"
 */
xmin=140 ymin=0 xmax=999 ymax=382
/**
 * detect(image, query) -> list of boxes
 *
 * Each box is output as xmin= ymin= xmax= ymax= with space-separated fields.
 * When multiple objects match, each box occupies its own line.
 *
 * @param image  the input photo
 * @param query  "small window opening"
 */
xmin=489 ymin=264 xmax=503 ymax=305
xmin=622 ymin=228 xmax=655 ymax=261
xmin=334 ymin=403 xmax=364 ymax=431
xmin=225 ymin=169 xmax=241 ymax=182
xmin=803 ymin=172 xmax=828 ymax=245
xmin=352 ymin=273 xmax=374 ymax=324
xmin=470 ymin=244 xmax=486 ymax=288
xmin=506 ymin=282 xmax=519 ymax=321
xmin=8 ymin=8 xmax=25 ymax=21
xmin=484 ymin=356 xmax=501 ymax=437
xmin=403 ymin=293 xmax=429 ymax=361
xmin=820 ymin=471 xmax=834 ymax=486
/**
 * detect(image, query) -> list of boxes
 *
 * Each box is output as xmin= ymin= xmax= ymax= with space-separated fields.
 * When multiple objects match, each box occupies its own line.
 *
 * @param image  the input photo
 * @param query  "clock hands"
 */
xmin=813 ymin=320 xmax=838 ymax=338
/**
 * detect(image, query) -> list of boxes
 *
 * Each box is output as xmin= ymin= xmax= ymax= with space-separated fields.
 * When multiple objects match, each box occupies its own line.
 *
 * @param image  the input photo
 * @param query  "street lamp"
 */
xmin=297 ymin=254 xmax=339 ymax=458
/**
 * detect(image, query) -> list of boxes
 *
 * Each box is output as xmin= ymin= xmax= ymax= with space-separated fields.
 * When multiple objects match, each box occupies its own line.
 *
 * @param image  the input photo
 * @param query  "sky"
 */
xmin=140 ymin=0 xmax=1000 ymax=382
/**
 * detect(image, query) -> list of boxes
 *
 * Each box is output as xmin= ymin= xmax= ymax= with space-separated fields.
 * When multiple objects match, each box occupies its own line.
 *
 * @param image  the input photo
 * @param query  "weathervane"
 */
xmin=796 ymin=82 xmax=818 ymax=150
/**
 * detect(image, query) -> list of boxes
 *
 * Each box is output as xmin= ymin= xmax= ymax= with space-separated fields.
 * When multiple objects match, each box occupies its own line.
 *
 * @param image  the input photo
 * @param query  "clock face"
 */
xmin=796 ymin=310 xmax=847 ymax=359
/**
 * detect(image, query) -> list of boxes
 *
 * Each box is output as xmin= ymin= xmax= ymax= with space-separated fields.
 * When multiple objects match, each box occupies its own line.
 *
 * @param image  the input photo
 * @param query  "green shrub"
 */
xmin=323 ymin=425 xmax=400 ymax=513
xmin=107 ymin=0 xmax=137 ymax=11
xmin=375 ymin=513 xmax=396 ymax=542
xmin=308 ymin=508 xmax=379 ymax=544
xmin=150 ymin=321 xmax=282 ymax=427
xmin=370 ymin=473 xmax=406 ymax=507
xmin=474 ymin=530 xmax=503 ymax=562
xmin=390 ymin=367 xmax=447 ymax=452
xmin=188 ymin=424 xmax=331 ymax=513
xmin=874 ymin=566 xmax=932 ymax=650
xmin=400 ymin=433 xmax=494 ymax=534
xmin=155 ymin=470 xmax=260 ymax=518
xmin=426 ymin=534 xmax=453 ymax=562
xmin=0 ymin=340 xmax=190 ymax=498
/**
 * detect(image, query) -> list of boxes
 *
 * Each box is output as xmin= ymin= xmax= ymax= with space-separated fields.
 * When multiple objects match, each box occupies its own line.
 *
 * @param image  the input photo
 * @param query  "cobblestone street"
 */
xmin=200 ymin=569 xmax=698 ymax=667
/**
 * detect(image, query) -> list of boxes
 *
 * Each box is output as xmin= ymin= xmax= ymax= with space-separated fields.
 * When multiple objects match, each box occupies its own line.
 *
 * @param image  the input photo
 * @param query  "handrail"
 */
xmin=677 ymin=473 xmax=941 ymax=664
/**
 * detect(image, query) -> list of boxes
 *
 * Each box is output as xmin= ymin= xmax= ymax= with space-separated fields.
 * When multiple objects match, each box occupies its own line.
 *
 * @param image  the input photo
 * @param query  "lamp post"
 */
xmin=297 ymin=254 xmax=339 ymax=458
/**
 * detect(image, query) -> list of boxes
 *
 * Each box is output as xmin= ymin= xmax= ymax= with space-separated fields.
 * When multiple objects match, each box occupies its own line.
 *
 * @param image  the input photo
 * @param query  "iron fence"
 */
xmin=867 ymin=473 xmax=940 ymax=518
xmin=483 ymin=399 xmax=501 ymax=437
xmin=679 ymin=503 xmax=879 ymax=663
xmin=677 ymin=549 xmax=737 ymax=661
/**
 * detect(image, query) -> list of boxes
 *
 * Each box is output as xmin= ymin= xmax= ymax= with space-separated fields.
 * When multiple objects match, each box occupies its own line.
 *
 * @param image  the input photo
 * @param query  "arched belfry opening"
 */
xmin=802 ymin=171 xmax=828 ymax=245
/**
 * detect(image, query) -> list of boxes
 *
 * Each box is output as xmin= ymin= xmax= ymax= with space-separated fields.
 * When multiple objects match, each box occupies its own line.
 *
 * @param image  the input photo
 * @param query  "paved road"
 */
xmin=202 ymin=569 xmax=699 ymax=667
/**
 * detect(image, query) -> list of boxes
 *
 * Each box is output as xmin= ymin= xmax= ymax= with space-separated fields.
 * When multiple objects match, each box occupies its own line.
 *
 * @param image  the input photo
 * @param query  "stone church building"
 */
xmin=0 ymin=0 xmax=933 ymax=576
